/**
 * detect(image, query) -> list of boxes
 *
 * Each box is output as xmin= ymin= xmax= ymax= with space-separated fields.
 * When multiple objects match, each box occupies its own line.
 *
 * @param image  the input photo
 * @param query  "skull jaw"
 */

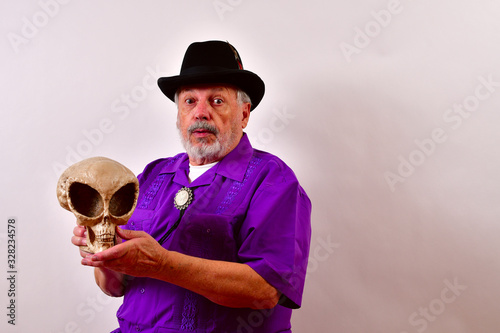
xmin=85 ymin=226 xmax=116 ymax=253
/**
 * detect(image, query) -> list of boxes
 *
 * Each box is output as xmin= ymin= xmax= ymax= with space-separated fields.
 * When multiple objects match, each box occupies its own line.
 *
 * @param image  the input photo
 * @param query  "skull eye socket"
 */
xmin=69 ymin=183 xmax=103 ymax=217
xmin=109 ymin=183 xmax=137 ymax=216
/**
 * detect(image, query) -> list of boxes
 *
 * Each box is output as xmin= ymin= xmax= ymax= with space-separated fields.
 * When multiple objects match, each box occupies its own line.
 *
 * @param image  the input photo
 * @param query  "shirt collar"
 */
xmin=158 ymin=133 xmax=254 ymax=183
xmin=160 ymin=153 xmax=189 ymax=174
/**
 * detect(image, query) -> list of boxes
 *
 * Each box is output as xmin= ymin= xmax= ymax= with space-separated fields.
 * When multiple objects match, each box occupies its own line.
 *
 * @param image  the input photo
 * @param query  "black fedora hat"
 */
xmin=157 ymin=40 xmax=265 ymax=111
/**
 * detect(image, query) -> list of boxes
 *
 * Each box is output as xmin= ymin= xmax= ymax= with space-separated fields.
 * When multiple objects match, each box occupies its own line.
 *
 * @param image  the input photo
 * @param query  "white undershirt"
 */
xmin=189 ymin=161 xmax=219 ymax=183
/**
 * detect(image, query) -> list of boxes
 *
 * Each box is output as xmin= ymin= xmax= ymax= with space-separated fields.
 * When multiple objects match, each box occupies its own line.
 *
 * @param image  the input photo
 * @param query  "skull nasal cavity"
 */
xmin=109 ymin=183 xmax=137 ymax=216
xmin=69 ymin=183 xmax=104 ymax=217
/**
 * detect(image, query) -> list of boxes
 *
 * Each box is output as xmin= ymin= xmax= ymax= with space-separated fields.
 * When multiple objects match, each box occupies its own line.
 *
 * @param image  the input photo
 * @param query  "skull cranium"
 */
xmin=57 ymin=157 xmax=139 ymax=253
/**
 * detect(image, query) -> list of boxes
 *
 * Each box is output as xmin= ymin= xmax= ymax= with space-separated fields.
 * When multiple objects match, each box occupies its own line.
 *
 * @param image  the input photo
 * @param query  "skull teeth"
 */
xmin=95 ymin=233 xmax=114 ymax=243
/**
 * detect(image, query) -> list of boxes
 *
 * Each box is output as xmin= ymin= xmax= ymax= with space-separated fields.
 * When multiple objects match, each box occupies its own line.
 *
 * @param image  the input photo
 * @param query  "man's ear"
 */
xmin=241 ymin=103 xmax=251 ymax=129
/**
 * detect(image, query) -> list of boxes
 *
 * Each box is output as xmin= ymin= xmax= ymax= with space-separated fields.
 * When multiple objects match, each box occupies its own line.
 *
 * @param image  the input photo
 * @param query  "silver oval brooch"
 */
xmin=174 ymin=187 xmax=193 ymax=210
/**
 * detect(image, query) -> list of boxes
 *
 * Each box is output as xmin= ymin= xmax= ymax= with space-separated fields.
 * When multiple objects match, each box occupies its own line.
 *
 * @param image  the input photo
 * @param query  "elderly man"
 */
xmin=72 ymin=40 xmax=311 ymax=333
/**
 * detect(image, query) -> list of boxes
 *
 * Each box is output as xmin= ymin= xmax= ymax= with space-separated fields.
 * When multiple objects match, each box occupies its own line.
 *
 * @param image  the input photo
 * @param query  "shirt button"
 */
xmin=135 ymin=326 xmax=141 ymax=332
xmin=206 ymin=229 xmax=210 ymax=233
xmin=140 ymin=288 xmax=145 ymax=294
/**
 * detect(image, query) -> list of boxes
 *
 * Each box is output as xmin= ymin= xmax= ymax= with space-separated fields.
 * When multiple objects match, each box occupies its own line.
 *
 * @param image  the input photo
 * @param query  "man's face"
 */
xmin=176 ymin=85 xmax=251 ymax=165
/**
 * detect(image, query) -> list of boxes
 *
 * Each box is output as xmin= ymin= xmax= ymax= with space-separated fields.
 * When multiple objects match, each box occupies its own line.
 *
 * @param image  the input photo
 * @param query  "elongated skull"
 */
xmin=57 ymin=157 xmax=139 ymax=253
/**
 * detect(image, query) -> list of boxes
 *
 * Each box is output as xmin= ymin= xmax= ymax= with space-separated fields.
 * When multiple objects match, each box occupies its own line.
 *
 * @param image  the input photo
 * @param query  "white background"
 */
xmin=1 ymin=0 xmax=500 ymax=332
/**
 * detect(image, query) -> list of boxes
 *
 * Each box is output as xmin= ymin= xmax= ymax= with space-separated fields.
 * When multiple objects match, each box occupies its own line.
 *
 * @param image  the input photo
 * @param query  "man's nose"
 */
xmin=193 ymin=101 xmax=211 ymax=121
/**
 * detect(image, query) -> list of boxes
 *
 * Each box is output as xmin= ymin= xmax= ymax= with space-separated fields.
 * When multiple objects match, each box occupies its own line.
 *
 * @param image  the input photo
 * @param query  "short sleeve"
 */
xmin=237 ymin=161 xmax=312 ymax=309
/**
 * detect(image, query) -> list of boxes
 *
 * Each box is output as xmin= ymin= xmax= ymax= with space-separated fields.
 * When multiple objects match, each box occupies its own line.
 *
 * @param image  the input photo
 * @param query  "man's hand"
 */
xmin=75 ymin=226 xmax=279 ymax=308
xmin=71 ymin=225 xmax=90 ymax=258
xmin=71 ymin=225 xmax=128 ymax=297
xmin=81 ymin=227 xmax=168 ymax=278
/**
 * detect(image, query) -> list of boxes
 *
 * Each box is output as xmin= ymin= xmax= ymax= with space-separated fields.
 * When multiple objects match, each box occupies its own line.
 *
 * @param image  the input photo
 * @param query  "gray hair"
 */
xmin=236 ymin=89 xmax=251 ymax=105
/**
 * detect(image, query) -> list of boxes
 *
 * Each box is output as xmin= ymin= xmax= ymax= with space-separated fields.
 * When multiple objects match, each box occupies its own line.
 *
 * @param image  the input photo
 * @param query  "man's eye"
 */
xmin=185 ymin=98 xmax=195 ymax=104
xmin=213 ymin=98 xmax=223 ymax=105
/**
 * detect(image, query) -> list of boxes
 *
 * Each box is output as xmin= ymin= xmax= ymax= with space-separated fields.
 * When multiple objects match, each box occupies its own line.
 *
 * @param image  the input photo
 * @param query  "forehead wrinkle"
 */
xmin=179 ymin=85 xmax=236 ymax=96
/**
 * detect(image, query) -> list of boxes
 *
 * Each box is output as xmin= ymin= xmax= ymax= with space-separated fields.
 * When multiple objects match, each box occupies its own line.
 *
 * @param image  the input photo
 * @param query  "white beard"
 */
xmin=178 ymin=121 xmax=239 ymax=163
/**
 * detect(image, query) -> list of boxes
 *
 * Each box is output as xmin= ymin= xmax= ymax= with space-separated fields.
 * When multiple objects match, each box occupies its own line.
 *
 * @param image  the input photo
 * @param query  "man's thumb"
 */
xmin=116 ymin=226 xmax=143 ymax=240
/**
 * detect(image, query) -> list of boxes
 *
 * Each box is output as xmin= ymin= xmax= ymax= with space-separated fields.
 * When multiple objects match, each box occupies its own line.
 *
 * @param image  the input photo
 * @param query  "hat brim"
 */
xmin=157 ymin=68 xmax=265 ymax=111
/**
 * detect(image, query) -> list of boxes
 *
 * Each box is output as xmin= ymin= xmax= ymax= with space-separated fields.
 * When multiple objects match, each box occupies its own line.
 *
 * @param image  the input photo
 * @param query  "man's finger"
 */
xmin=82 ymin=255 xmax=104 ymax=267
xmin=71 ymin=235 xmax=86 ymax=247
xmin=73 ymin=225 xmax=86 ymax=237
xmin=79 ymin=248 xmax=92 ymax=259
xmin=90 ymin=241 xmax=128 ymax=262
xmin=116 ymin=227 xmax=146 ymax=240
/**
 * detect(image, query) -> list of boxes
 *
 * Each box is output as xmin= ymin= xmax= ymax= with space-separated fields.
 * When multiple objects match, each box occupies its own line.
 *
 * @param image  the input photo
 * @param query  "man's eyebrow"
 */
xmin=180 ymin=87 xmax=227 ymax=94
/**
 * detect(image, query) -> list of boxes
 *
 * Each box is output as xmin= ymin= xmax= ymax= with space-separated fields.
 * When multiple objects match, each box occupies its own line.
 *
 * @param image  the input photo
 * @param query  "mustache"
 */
xmin=188 ymin=121 xmax=219 ymax=136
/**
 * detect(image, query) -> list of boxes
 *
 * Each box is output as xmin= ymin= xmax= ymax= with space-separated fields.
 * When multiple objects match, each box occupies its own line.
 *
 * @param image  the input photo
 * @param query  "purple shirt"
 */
xmin=115 ymin=134 xmax=312 ymax=333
